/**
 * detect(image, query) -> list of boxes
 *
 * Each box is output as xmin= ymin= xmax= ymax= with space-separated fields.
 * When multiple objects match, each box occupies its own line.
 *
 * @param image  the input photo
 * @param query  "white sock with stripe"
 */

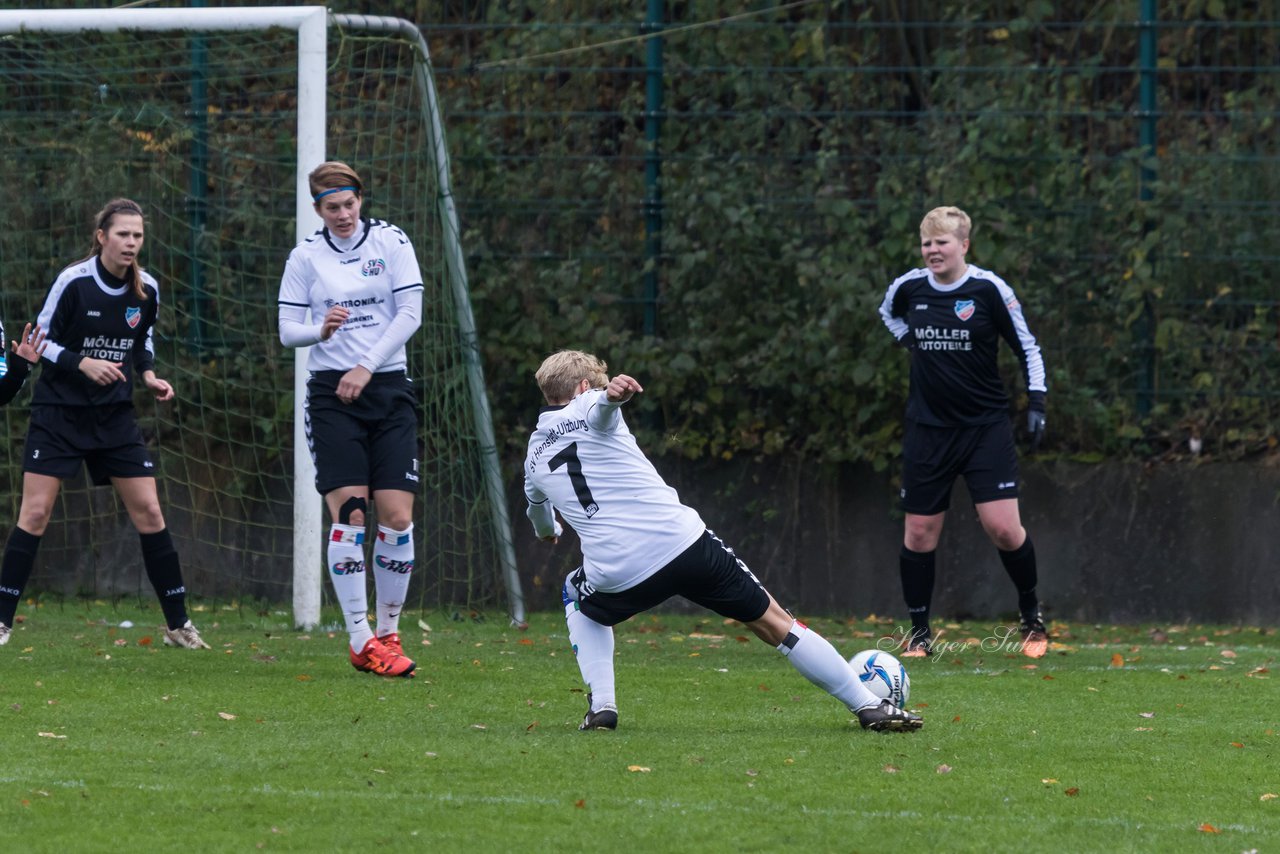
xmin=776 ymin=620 xmax=880 ymax=712
xmin=328 ymin=523 xmax=373 ymax=653
xmin=373 ymin=523 xmax=414 ymax=639
xmin=565 ymin=603 xmax=616 ymax=711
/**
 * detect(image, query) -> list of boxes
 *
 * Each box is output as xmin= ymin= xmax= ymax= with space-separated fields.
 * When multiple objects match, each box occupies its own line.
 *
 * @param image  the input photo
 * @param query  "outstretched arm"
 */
xmin=586 ymin=374 xmax=644 ymax=432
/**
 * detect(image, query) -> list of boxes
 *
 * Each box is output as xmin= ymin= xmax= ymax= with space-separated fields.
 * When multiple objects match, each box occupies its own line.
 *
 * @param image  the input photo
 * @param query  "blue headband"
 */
xmin=314 ymin=185 xmax=358 ymax=201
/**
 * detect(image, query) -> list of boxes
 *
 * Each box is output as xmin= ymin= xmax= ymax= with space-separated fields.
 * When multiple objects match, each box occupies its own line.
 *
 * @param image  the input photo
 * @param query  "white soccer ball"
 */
xmin=849 ymin=649 xmax=910 ymax=707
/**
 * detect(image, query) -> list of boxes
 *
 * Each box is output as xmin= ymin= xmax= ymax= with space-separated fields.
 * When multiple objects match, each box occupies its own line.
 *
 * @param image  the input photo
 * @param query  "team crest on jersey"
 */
xmin=125 ymin=306 xmax=141 ymax=328
xmin=953 ymin=299 xmax=975 ymax=321
xmin=361 ymin=258 xmax=386 ymax=277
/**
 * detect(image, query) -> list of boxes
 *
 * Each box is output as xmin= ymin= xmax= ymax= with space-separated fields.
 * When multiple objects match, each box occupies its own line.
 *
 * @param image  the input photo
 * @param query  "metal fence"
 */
xmin=397 ymin=2 xmax=1279 ymax=458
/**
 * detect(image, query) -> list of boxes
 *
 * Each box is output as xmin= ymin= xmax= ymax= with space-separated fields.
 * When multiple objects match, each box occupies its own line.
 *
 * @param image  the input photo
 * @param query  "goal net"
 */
xmin=0 ymin=9 xmax=523 ymax=627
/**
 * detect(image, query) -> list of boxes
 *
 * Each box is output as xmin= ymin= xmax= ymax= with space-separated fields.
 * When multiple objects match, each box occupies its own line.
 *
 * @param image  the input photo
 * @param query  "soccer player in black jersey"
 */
xmin=0 ymin=322 xmax=47 ymax=406
xmin=0 ymin=199 xmax=208 ymax=650
xmin=878 ymin=206 xmax=1048 ymax=659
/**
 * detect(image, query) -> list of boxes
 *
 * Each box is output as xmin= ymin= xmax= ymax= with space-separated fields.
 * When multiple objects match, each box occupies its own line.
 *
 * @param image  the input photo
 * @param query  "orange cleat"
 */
xmin=350 ymin=636 xmax=416 ymax=677
xmin=378 ymin=632 xmax=405 ymax=657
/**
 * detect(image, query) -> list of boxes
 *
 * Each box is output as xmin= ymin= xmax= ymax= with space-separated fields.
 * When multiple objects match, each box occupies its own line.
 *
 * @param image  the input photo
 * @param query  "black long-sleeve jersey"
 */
xmin=879 ymin=264 xmax=1046 ymax=427
xmin=0 ymin=322 xmax=36 ymax=407
xmin=34 ymin=256 xmax=159 ymax=408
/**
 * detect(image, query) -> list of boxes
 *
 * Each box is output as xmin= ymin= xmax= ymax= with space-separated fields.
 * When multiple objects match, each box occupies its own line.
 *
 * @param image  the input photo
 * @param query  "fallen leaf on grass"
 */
xmin=627 ymin=765 xmax=651 ymax=773
xmin=1220 ymin=649 xmax=1237 ymax=659
xmin=574 ymin=799 xmax=586 ymax=809
xmin=1230 ymin=742 xmax=1244 ymax=748
xmin=138 ymin=636 xmax=153 ymax=646
xmin=37 ymin=732 xmax=66 ymax=739
xmin=745 ymin=769 xmax=759 ymax=777
xmin=295 ymin=675 xmax=312 ymax=682
xmin=471 ymin=724 xmax=487 ymax=731
xmin=517 ymin=638 xmax=534 ymax=646
xmin=936 ymin=764 xmax=952 ymax=774
xmin=1197 ymin=823 xmax=1220 ymax=834
xmin=1042 ymin=778 xmax=1058 ymax=785
xmin=1110 ymin=653 xmax=1124 ymax=668
xmin=218 ymin=712 xmax=237 ymax=721
xmin=883 ymin=764 xmax=900 ymax=773
xmin=1134 ymin=727 xmax=1154 ymax=732
xmin=1065 ymin=787 xmax=1079 ymax=796
xmin=526 ymin=721 xmax=538 ymax=732
xmin=1139 ymin=712 xmax=1155 ymax=718
xmin=1260 ymin=793 xmax=1277 ymax=801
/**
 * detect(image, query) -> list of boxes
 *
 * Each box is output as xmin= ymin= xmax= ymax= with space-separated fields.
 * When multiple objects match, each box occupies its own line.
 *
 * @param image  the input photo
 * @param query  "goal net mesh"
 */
xmin=0 ymin=21 xmax=511 ymax=620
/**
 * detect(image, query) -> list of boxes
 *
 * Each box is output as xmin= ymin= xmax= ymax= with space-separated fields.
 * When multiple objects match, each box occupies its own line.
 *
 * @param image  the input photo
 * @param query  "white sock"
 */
xmin=373 ymin=523 xmax=414 ymax=638
xmin=328 ymin=523 xmax=373 ymax=652
xmin=776 ymin=620 xmax=879 ymax=711
xmin=566 ymin=602 xmax=616 ymax=711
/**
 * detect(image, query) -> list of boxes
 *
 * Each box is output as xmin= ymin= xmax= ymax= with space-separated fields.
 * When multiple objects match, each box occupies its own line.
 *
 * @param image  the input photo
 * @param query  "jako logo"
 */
xmin=361 ymin=258 xmax=385 ymax=277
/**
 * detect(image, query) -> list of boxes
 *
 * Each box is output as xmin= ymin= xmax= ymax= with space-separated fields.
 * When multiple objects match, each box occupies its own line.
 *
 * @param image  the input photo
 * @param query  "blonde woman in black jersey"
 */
xmin=0 ymin=199 xmax=208 ymax=650
xmin=878 ymin=206 xmax=1048 ymax=660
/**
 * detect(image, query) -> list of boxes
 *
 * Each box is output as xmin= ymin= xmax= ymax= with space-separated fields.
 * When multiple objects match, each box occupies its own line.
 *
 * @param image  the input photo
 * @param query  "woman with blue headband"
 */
xmin=277 ymin=160 xmax=424 ymax=679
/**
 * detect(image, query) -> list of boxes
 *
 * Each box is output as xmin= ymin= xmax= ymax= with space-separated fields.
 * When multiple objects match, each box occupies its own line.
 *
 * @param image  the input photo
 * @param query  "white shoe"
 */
xmin=163 ymin=620 xmax=211 ymax=650
xmin=0 ymin=623 xmax=10 ymax=646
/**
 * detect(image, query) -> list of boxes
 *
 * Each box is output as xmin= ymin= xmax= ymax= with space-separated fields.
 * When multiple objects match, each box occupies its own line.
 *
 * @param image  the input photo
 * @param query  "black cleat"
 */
xmin=857 ymin=700 xmax=924 ymax=732
xmin=902 ymin=627 xmax=933 ymax=658
xmin=579 ymin=692 xmax=618 ymax=731
xmin=1019 ymin=613 xmax=1048 ymax=659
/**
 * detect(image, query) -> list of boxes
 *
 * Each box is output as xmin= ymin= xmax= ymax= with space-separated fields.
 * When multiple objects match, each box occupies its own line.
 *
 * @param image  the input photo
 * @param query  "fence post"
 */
xmin=642 ymin=0 xmax=664 ymax=337
xmin=1136 ymin=0 xmax=1158 ymax=417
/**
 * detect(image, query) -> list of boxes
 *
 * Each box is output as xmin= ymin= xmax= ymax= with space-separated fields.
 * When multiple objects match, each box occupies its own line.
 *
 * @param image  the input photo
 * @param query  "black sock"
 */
xmin=999 ymin=536 xmax=1040 ymax=620
xmin=899 ymin=546 xmax=936 ymax=636
xmin=140 ymin=529 xmax=188 ymax=630
xmin=0 ymin=527 xmax=42 ymax=627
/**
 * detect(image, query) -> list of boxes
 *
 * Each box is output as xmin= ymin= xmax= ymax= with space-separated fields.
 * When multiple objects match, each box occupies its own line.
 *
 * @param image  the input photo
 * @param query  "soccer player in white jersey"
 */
xmin=0 ymin=199 xmax=208 ymax=650
xmin=524 ymin=350 xmax=922 ymax=733
xmin=878 ymin=206 xmax=1049 ymax=660
xmin=278 ymin=161 xmax=423 ymax=678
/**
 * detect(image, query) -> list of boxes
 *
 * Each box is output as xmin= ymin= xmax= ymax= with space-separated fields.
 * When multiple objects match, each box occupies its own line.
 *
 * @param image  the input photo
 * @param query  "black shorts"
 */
xmin=569 ymin=529 xmax=771 ymax=627
xmin=23 ymin=404 xmax=156 ymax=485
xmin=306 ymin=370 xmax=420 ymax=495
xmin=899 ymin=418 xmax=1019 ymax=515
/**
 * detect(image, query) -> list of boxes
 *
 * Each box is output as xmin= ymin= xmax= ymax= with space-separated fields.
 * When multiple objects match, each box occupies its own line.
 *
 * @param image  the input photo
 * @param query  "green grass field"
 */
xmin=1 ymin=603 xmax=1276 ymax=853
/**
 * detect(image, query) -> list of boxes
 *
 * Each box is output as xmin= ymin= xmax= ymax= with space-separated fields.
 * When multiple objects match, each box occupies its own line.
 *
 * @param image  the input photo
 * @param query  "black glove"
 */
xmin=1026 ymin=391 xmax=1046 ymax=453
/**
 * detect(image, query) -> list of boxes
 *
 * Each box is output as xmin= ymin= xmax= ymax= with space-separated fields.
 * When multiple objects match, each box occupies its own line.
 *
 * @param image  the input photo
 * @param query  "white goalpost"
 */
xmin=0 ymin=7 xmax=525 ymax=628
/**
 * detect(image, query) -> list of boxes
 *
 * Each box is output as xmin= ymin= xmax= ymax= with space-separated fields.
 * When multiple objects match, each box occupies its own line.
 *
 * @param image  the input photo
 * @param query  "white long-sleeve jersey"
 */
xmin=523 ymin=388 xmax=705 ymax=593
xmin=277 ymin=218 xmax=424 ymax=374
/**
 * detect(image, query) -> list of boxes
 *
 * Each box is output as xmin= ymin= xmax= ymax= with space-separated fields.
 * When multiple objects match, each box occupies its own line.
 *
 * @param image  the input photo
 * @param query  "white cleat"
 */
xmin=0 ymin=623 xmax=10 ymax=646
xmin=163 ymin=620 xmax=211 ymax=650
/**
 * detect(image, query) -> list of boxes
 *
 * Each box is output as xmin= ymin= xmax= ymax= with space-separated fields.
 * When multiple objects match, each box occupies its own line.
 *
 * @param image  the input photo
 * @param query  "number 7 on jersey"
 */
xmin=548 ymin=442 xmax=599 ymax=517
